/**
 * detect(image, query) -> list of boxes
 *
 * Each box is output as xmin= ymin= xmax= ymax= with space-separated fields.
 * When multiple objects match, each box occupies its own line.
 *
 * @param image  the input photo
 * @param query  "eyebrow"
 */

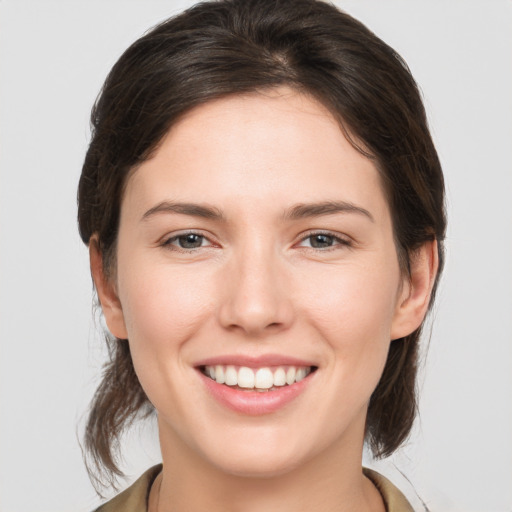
xmin=283 ymin=200 xmax=374 ymax=222
xmin=141 ymin=199 xmax=374 ymax=223
xmin=142 ymin=201 xmax=225 ymax=222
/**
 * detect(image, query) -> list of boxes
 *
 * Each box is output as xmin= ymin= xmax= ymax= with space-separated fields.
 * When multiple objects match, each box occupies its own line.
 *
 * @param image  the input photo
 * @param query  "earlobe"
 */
xmin=89 ymin=236 xmax=128 ymax=340
xmin=390 ymin=240 xmax=439 ymax=341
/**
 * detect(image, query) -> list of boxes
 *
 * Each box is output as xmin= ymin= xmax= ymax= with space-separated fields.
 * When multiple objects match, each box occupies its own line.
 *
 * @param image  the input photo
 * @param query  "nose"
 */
xmin=217 ymin=243 xmax=294 ymax=337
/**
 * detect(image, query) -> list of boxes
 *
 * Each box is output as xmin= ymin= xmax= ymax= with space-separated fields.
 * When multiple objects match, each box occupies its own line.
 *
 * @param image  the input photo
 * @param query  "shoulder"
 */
xmin=93 ymin=465 xmax=162 ymax=512
xmin=363 ymin=467 xmax=415 ymax=512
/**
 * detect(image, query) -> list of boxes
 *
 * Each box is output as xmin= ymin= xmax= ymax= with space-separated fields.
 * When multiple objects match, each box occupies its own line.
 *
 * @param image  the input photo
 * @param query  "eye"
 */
xmin=297 ymin=232 xmax=351 ymax=250
xmin=307 ymin=233 xmax=336 ymax=249
xmin=163 ymin=232 xmax=211 ymax=250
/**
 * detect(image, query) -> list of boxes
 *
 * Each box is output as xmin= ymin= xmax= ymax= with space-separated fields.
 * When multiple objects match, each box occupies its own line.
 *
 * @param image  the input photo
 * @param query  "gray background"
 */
xmin=1 ymin=1 xmax=511 ymax=511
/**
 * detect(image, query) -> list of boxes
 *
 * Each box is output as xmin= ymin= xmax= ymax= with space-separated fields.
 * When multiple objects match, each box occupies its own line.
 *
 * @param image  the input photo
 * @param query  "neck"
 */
xmin=153 ymin=421 xmax=384 ymax=512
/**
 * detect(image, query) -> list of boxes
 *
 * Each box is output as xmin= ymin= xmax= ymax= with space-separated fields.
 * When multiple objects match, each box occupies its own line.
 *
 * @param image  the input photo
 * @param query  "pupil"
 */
xmin=311 ymin=234 xmax=333 ymax=248
xmin=179 ymin=234 xmax=202 ymax=248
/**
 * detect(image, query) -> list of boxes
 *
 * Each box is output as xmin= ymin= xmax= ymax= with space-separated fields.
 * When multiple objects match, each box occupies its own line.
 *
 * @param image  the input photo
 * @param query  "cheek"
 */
xmin=115 ymin=259 xmax=217 ymax=416
xmin=298 ymin=259 xmax=401 ymax=388
xmin=301 ymin=260 xmax=400 ymax=337
xmin=117 ymin=260 xmax=213 ymax=355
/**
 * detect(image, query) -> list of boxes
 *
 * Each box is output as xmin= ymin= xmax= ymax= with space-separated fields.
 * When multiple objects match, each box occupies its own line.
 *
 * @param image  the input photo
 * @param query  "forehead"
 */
xmin=122 ymin=87 xmax=389 ymax=222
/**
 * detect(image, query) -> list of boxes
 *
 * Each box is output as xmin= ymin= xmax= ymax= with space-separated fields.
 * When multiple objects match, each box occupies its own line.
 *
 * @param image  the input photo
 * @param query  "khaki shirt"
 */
xmin=95 ymin=465 xmax=414 ymax=512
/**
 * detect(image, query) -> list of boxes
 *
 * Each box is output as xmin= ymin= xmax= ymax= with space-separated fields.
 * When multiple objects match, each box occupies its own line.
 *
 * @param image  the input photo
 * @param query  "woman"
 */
xmin=78 ymin=0 xmax=446 ymax=510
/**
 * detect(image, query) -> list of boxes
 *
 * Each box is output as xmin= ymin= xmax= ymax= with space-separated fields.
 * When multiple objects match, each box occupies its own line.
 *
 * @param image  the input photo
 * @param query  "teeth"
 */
xmin=225 ymin=365 xmax=237 ymax=386
xmin=203 ymin=365 xmax=313 ymax=390
xmin=255 ymin=368 xmax=274 ymax=389
xmin=286 ymin=367 xmax=296 ymax=385
xmin=238 ymin=367 xmax=255 ymax=388
xmin=215 ymin=365 xmax=225 ymax=384
xmin=273 ymin=367 xmax=286 ymax=386
xmin=295 ymin=367 xmax=306 ymax=382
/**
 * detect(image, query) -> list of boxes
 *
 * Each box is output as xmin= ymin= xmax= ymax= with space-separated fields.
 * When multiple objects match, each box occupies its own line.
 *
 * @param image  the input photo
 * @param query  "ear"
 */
xmin=89 ymin=236 xmax=128 ymax=340
xmin=391 ymin=240 xmax=439 ymax=341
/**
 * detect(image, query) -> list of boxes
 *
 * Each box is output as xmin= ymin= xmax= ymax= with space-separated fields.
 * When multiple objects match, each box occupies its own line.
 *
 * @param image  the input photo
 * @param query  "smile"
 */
xmin=201 ymin=365 xmax=315 ymax=391
xmin=197 ymin=360 xmax=318 ymax=415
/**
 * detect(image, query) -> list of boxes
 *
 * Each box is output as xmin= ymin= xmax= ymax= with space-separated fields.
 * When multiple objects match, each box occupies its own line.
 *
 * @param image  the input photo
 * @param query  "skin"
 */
xmin=91 ymin=87 xmax=438 ymax=512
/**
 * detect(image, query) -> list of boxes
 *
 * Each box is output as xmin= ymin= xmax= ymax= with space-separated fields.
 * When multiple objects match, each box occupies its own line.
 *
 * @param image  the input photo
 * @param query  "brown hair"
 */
xmin=78 ymin=0 xmax=446 ymax=489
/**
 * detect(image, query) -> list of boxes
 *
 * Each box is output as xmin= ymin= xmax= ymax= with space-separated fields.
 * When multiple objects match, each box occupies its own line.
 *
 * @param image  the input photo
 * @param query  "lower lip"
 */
xmin=198 ymin=370 xmax=314 ymax=415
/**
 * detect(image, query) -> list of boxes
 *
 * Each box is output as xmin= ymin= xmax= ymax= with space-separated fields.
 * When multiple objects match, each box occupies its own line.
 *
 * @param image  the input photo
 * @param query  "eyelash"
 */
xmin=161 ymin=231 xmax=214 ymax=252
xmin=296 ymin=230 xmax=353 ymax=251
xmin=160 ymin=230 xmax=353 ymax=253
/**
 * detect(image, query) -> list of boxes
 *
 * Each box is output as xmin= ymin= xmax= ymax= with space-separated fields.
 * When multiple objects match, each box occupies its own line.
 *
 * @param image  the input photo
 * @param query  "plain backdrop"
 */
xmin=1 ymin=1 xmax=511 ymax=511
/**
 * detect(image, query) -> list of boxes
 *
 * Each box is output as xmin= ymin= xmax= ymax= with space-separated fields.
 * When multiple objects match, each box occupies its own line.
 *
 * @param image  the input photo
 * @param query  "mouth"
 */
xmin=199 ymin=364 xmax=318 ymax=392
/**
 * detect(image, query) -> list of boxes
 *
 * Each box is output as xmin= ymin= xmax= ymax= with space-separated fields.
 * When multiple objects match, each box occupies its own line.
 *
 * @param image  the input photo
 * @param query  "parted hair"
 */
xmin=78 ymin=0 xmax=446 ymax=490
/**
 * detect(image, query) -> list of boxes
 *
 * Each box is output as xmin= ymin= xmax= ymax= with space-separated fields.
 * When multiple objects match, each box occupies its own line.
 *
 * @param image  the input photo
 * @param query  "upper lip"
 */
xmin=194 ymin=354 xmax=317 ymax=368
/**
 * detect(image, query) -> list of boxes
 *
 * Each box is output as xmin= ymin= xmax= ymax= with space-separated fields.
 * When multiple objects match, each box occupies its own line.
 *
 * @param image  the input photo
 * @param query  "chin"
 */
xmin=193 ymin=425 xmax=316 ymax=479
xmin=211 ymin=450 xmax=306 ymax=479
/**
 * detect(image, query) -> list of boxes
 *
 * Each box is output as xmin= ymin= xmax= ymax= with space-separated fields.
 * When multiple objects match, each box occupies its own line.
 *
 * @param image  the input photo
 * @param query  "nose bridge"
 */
xmin=218 ymin=235 xmax=293 ymax=335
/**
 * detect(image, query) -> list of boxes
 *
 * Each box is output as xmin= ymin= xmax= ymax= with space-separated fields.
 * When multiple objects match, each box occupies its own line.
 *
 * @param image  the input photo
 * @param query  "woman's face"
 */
xmin=100 ymin=88 xmax=418 ymax=477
